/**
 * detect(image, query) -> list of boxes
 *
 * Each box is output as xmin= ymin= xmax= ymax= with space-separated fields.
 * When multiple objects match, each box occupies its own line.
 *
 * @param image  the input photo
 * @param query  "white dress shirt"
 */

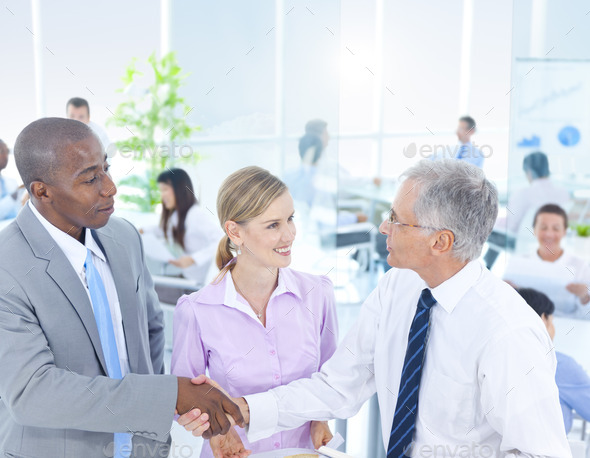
xmin=504 ymin=250 xmax=590 ymax=318
xmin=145 ymin=204 xmax=222 ymax=285
xmin=28 ymin=202 xmax=130 ymax=376
xmin=245 ymin=260 xmax=570 ymax=456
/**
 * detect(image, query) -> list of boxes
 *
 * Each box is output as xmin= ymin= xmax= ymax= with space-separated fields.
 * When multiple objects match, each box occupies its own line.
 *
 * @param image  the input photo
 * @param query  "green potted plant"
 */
xmin=109 ymin=52 xmax=200 ymax=211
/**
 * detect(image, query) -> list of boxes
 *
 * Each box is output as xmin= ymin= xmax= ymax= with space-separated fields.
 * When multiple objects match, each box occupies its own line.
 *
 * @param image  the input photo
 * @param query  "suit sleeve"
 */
xmin=125 ymin=218 xmax=166 ymax=375
xmin=0 ymin=267 xmax=178 ymax=442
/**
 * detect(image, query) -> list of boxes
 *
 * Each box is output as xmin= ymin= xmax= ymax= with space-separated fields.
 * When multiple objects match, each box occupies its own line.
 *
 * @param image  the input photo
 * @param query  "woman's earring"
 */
xmin=237 ymin=246 xmax=242 ymax=255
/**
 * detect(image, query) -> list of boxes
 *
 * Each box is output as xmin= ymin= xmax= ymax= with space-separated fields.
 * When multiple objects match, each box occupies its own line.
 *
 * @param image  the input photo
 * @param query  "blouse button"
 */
xmin=269 ymin=349 xmax=276 ymax=356
xmin=274 ymin=442 xmax=280 ymax=449
xmin=274 ymin=374 xmax=280 ymax=380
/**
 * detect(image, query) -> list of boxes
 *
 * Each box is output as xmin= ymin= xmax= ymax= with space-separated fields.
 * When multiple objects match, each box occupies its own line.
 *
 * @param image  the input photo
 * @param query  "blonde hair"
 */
xmin=215 ymin=166 xmax=287 ymax=279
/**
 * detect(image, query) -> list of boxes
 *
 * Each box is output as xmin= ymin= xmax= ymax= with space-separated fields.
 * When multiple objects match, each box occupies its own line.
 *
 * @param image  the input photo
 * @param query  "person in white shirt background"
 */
xmin=504 ymin=203 xmax=590 ymax=318
xmin=505 ymin=151 xmax=570 ymax=235
xmin=184 ymin=159 xmax=569 ymax=457
xmin=66 ymin=97 xmax=111 ymax=150
xmin=143 ymin=168 xmax=221 ymax=286
xmin=0 ymin=139 xmax=21 ymax=220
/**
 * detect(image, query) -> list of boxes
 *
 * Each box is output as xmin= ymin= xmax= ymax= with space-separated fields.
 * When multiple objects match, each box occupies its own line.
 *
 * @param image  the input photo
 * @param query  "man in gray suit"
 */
xmin=0 ymin=118 xmax=243 ymax=457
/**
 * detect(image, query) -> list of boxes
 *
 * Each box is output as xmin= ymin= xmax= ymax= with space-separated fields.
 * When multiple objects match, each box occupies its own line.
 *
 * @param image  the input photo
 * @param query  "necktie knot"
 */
xmin=418 ymin=288 xmax=436 ymax=310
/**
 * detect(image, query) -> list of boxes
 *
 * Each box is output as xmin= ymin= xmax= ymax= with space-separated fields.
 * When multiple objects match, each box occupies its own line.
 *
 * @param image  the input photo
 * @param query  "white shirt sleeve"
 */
xmin=184 ymin=206 xmax=221 ymax=266
xmin=245 ymin=284 xmax=382 ymax=442
xmin=478 ymin=325 xmax=570 ymax=456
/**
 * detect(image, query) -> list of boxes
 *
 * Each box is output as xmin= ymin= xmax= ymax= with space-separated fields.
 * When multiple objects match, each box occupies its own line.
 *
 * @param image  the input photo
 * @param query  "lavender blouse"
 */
xmin=171 ymin=267 xmax=338 ymax=457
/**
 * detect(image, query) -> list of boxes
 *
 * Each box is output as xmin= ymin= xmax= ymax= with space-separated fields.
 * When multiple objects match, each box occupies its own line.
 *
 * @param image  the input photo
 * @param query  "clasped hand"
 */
xmin=177 ymin=376 xmax=333 ymax=457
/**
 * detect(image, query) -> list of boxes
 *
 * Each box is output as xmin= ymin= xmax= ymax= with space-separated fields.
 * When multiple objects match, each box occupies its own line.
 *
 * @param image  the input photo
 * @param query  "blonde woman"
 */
xmin=171 ymin=166 xmax=337 ymax=456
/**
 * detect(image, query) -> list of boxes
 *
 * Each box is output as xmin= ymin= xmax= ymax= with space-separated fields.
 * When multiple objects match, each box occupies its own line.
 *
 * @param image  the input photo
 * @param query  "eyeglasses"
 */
xmin=386 ymin=208 xmax=440 ymax=232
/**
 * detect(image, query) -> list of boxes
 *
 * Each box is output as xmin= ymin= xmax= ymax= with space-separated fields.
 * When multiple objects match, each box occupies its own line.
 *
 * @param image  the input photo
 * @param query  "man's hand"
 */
xmin=210 ymin=427 xmax=252 ymax=458
xmin=310 ymin=421 xmax=333 ymax=449
xmin=176 ymin=377 xmax=244 ymax=439
xmin=191 ymin=375 xmax=250 ymax=425
xmin=177 ymin=408 xmax=210 ymax=437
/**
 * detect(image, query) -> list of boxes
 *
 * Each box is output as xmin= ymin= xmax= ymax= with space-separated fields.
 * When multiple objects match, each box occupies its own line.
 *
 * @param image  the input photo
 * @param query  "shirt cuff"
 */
xmin=244 ymin=392 xmax=279 ymax=443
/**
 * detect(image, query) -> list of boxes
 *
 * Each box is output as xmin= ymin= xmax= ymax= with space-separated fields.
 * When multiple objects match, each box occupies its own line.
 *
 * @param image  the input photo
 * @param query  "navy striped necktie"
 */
xmin=387 ymin=288 xmax=437 ymax=457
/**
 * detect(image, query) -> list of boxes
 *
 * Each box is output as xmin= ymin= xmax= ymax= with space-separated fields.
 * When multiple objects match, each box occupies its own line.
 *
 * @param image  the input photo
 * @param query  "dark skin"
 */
xmin=29 ymin=133 xmax=244 ymax=436
xmin=176 ymin=378 xmax=244 ymax=438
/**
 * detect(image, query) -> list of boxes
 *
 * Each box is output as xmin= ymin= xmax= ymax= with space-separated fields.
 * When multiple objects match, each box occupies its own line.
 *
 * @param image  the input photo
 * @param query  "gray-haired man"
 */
xmin=191 ymin=159 xmax=569 ymax=457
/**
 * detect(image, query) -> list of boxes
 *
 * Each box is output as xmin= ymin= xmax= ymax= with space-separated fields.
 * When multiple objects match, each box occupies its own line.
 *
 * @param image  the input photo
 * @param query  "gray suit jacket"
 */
xmin=0 ymin=205 xmax=178 ymax=457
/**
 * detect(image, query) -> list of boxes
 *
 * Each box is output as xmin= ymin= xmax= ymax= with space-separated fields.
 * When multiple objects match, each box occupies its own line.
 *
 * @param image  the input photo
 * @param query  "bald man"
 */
xmin=0 ymin=118 xmax=243 ymax=457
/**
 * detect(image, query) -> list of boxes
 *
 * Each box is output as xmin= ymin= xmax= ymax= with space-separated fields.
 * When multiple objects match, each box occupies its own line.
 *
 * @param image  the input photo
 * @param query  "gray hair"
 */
xmin=401 ymin=159 xmax=498 ymax=262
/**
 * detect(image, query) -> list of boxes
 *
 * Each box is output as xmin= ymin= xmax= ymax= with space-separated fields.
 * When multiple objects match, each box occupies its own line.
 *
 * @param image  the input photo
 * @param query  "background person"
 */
xmin=143 ymin=168 xmax=221 ymax=286
xmin=0 ymin=139 xmax=21 ymax=220
xmin=503 ymin=204 xmax=590 ymax=317
xmin=505 ymin=151 xmax=570 ymax=235
xmin=455 ymin=115 xmax=484 ymax=168
xmin=66 ymin=96 xmax=111 ymax=149
xmin=172 ymin=166 xmax=337 ymax=457
xmin=517 ymin=287 xmax=590 ymax=434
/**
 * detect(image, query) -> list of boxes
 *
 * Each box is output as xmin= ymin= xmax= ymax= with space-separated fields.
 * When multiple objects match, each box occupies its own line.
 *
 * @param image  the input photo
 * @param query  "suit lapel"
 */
xmin=17 ymin=206 xmax=109 ymax=375
xmin=92 ymin=228 xmax=141 ymax=373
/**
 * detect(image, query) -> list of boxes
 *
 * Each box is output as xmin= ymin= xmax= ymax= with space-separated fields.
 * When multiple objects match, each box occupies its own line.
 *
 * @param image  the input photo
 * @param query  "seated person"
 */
xmin=503 ymin=204 xmax=590 ymax=317
xmin=517 ymin=287 xmax=590 ymax=434
xmin=506 ymin=151 xmax=569 ymax=235
xmin=142 ymin=168 xmax=221 ymax=286
xmin=285 ymin=121 xmax=367 ymax=227
xmin=0 ymin=139 xmax=22 ymax=220
xmin=171 ymin=166 xmax=337 ymax=457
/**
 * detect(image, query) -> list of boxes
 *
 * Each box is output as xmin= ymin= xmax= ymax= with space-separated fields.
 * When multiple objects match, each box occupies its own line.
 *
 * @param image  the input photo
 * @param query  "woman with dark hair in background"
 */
xmin=144 ymin=168 xmax=221 ymax=286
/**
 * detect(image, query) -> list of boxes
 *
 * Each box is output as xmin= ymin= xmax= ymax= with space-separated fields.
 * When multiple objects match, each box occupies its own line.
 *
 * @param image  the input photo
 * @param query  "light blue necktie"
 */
xmin=387 ymin=289 xmax=437 ymax=457
xmin=457 ymin=144 xmax=468 ymax=159
xmin=84 ymin=248 xmax=132 ymax=458
xmin=0 ymin=176 xmax=6 ymax=198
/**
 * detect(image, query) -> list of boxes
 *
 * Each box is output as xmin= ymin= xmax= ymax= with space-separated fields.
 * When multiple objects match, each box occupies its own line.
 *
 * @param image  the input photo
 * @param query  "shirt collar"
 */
xmin=196 ymin=266 xmax=302 ymax=306
xmin=429 ymin=260 xmax=483 ymax=313
xmin=28 ymin=201 xmax=106 ymax=275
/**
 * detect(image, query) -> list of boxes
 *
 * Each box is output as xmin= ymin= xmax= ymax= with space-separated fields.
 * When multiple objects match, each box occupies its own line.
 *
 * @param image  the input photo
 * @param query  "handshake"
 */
xmin=176 ymin=375 xmax=332 ymax=457
xmin=176 ymin=375 xmax=248 ymax=439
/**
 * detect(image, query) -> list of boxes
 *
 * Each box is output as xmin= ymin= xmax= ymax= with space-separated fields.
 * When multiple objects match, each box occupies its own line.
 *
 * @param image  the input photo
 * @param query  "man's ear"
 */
xmin=431 ymin=230 xmax=454 ymax=256
xmin=30 ymin=181 xmax=50 ymax=202
xmin=225 ymin=220 xmax=243 ymax=246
